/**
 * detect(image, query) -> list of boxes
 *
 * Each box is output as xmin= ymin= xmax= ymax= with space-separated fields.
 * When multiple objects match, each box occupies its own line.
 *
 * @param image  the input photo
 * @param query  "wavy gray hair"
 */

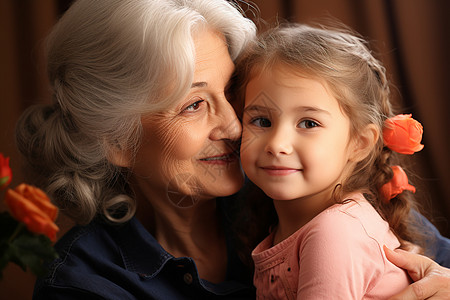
xmin=15 ymin=0 xmax=256 ymax=224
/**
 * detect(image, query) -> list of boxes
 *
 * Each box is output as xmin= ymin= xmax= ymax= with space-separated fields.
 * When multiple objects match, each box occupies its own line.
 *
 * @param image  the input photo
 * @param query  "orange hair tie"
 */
xmin=380 ymin=166 xmax=416 ymax=203
xmin=383 ymin=114 xmax=424 ymax=155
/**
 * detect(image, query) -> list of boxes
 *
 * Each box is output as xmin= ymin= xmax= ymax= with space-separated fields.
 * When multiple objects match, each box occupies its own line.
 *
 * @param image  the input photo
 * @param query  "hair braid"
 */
xmin=233 ymin=22 xmax=428 ymax=258
xmin=363 ymin=55 xmax=425 ymax=251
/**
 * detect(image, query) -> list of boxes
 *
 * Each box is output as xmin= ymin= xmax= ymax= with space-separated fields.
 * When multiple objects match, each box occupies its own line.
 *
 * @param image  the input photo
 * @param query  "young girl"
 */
xmin=235 ymin=23 xmax=426 ymax=299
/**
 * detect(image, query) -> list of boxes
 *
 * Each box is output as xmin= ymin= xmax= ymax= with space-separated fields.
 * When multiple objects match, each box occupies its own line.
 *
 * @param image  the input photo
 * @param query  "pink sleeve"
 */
xmin=296 ymin=210 xmax=385 ymax=299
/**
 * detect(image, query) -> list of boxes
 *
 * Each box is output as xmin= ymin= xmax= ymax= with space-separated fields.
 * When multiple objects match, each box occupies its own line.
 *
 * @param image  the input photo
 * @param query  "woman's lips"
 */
xmin=199 ymin=152 xmax=237 ymax=165
xmin=260 ymin=166 xmax=300 ymax=176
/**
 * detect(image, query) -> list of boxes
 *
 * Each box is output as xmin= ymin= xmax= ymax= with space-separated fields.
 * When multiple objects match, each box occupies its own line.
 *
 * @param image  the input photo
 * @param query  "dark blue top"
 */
xmin=33 ymin=200 xmax=254 ymax=300
xmin=33 ymin=200 xmax=449 ymax=299
xmin=412 ymin=210 xmax=450 ymax=267
xmin=433 ymin=231 xmax=450 ymax=267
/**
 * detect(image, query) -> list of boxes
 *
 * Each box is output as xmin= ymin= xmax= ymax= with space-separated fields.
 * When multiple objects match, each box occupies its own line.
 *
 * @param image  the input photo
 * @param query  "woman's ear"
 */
xmin=349 ymin=124 xmax=379 ymax=162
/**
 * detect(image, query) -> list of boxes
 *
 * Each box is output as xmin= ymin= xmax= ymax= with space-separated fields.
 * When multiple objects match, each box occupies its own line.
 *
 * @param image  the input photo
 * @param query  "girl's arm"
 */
xmin=385 ymin=247 xmax=450 ymax=300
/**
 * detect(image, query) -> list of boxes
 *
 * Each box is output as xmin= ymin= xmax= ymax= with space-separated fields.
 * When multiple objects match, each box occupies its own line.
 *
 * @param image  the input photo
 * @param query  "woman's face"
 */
xmin=131 ymin=29 xmax=244 ymax=208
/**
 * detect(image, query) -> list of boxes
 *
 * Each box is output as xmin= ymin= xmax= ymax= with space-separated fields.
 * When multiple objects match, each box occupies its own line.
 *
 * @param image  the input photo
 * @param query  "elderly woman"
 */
xmin=15 ymin=0 xmax=450 ymax=299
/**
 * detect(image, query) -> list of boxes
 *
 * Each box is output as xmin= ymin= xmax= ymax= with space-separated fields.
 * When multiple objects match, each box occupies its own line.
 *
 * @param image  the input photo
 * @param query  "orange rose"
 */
xmin=5 ymin=184 xmax=59 ymax=241
xmin=0 ymin=153 xmax=12 ymax=190
xmin=380 ymin=166 xmax=416 ymax=203
xmin=383 ymin=114 xmax=424 ymax=154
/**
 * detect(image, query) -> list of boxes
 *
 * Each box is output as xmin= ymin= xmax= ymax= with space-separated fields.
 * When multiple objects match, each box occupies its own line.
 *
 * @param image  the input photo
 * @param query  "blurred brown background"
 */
xmin=1 ymin=0 xmax=449 ymax=298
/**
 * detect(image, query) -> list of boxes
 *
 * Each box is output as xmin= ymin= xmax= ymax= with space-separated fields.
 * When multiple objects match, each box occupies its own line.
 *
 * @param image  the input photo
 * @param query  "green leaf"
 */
xmin=0 ymin=212 xmax=58 ymax=278
xmin=0 ymin=176 xmax=9 ymax=187
xmin=0 ymin=241 xmax=17 ymax=279
xmin=9 ymin=232 xmax=58 ymax=277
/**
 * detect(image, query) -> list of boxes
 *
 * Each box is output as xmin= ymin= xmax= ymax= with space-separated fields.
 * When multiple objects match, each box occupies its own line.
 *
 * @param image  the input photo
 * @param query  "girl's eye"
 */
xmin=298 ymin=120 xmax=319 ymax=129
xmin=184 ymin=100 xmax=204 ymax=112
xmin=251 ymin=117 xmax=271 ymax=127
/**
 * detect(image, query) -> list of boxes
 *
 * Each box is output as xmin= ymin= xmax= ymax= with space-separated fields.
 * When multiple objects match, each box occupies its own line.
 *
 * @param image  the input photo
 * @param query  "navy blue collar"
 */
xmin=110 ymin=200 xmax=253 ymax=296
xmin=115 ymin=216 xmax=173 ymax=277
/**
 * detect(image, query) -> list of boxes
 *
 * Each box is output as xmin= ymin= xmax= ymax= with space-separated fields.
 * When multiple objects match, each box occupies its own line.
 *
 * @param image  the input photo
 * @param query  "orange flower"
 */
xmin=380 ymin=166 xmax=416 ymax=203
xmin=0 ymin=153 xmax=12 ymax=190
xmin=383 ymin=114 xmax=424 ymax=154
xmin=5 ymin=184 xmax=59 ymax=241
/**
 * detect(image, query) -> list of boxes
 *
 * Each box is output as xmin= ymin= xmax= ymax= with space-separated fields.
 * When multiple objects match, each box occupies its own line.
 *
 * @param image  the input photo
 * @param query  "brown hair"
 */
xmin=233 ymin=23 xmax=427 ymax=264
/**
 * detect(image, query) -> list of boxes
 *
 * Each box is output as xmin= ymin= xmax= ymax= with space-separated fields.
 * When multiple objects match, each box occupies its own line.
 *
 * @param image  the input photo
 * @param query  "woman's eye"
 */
xmin=298 ymin=120 xmax=319 ymax=129
xmin=184 ymin=100 xmax=204 ymax=112
xmin=251 ymin=117 xmax=271 ymax=127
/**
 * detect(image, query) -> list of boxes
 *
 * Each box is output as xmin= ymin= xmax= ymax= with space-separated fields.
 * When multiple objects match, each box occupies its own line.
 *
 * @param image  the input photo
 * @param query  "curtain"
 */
xmin=0 ymin=0 xmax=448 ymax=298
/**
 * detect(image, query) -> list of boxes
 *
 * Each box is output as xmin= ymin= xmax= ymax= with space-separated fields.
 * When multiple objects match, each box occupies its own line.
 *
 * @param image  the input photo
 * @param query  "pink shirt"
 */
xmin=252 ymin=193 xmax=411 ymax=299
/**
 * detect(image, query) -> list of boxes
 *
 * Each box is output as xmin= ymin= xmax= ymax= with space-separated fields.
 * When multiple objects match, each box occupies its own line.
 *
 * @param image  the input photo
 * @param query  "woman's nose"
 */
xmin=210 ymin=96 xmax=242 ymax=141
xmin=264 ymin=127 xmax=293 ymax=156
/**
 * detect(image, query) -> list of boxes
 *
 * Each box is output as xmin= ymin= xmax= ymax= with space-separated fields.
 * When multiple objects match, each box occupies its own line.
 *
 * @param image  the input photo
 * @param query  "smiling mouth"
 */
xmin=199 ymin=153 xmax=237 ymax=165
xmin=260 ymin=166 xmax=301 ymax=175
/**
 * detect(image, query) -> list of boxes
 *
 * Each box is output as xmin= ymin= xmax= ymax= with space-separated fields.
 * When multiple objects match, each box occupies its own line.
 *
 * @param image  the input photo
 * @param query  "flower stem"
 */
xmin=8 ymin=223 xmax=25 ymax=243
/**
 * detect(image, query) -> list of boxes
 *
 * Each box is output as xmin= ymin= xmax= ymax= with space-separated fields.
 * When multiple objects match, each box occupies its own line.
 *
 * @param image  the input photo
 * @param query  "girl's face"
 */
xmin=241 ymin=65 xmax=357 ymax=204
xmin=129 ymin=29 xmax=244 ymax=208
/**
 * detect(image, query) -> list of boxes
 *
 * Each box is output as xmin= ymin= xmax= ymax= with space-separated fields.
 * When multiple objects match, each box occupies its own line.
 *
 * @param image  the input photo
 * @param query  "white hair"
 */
xmin=15 ymin=0 xmax=256 ymax=224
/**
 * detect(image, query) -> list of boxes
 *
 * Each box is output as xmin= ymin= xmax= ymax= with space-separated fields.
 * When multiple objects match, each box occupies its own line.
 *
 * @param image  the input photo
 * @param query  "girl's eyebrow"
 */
xmin=244 ymin=104 xmax=330 ymax=116
xmin=296 ymin=106 xmax=331 ymax=116
xmin=243 ymin=105 xmax=276 ymax=113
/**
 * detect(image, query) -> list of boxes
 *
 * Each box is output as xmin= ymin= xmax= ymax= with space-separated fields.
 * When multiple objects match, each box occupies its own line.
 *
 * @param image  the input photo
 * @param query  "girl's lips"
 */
xmin=260 ymin=166 xmax=300 ymax=176
xmin=199 ymin=152 xmax=237 ymax=165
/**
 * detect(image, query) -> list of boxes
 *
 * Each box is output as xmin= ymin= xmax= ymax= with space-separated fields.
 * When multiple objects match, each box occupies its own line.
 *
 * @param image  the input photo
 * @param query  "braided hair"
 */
xmin=233 ymin=22 xmax=426 ymax=262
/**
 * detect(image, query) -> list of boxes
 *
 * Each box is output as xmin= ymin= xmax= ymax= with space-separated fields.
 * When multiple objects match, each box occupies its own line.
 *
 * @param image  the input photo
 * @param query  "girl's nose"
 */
xmin=264 ymin=127 xmax=293 ymax=156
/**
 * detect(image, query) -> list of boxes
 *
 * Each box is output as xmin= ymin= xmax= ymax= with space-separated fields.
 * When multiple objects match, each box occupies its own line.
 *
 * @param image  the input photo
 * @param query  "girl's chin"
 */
xmin=263 ymin=190 xmax=299 ymax=201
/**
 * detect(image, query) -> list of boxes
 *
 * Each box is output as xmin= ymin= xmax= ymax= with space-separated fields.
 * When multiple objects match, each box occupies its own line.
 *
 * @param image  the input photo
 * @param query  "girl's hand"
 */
xmin=384 ymin=246 xmax=450 ymax=299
